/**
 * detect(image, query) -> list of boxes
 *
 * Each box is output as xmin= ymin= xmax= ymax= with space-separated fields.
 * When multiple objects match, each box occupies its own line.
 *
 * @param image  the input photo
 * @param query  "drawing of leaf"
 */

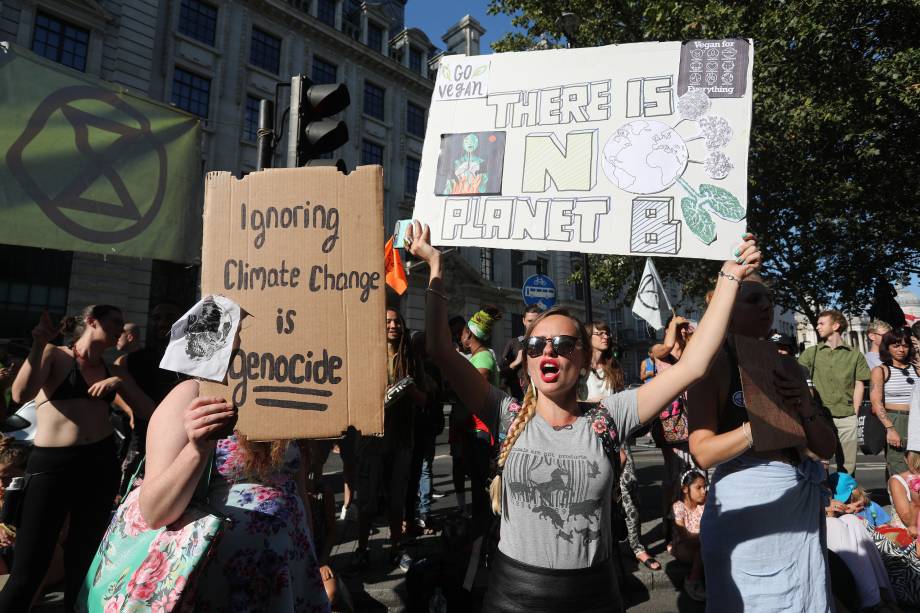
xmin=698 ymin=184 xmax=746 ymax=221
xmin=441 ymin=65 xmax=450 ymax=80
xmin=681 ymin=196 xmax=717 ymax=244
xmin=472 ymin=65 xmax=488 ymax=76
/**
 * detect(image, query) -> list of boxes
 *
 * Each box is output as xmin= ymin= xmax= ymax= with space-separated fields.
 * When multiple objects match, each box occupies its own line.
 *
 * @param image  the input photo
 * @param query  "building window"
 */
xmin=405 ymin=157 xmax=420 ymax=195
xmin=171 ymin=67 xmax=211 ymax=118
xmin=480 ymin=248 xmax=494 ymax=281
xmin=366 ymin=21 xmax=383 ymax=52
xmin=316 ymin=0 xmax=336 ymax=27
xmin=250 ymin=28 xmax=281 ymax=74
xmin=571 ymin=254 xmax=584 ymax=301
xmin=635 ymin=317 xmax=650 ymax=338
xmin=178 ymin=0 xmax=217 ymax=46
xmin=510 ymin=251 xmax=523 ymax=287
xmin=609 ymin=308 xmax=623 ymax=329
xmin=363 ymin=81 xmax=385 ymax=120
xmin=536 ymin=256 xmax=549 ymax=276
xmin=409 ymin=46 xmax=423 ymax=74
xmin=243 ymin=95 xmax=260 ymax=141
xmin=312 ymin=56 xmax=337 ymax=85
xmin=361 ymin=140 xmax=383 ymax=166
xmin=0 ymin=245 xmax=72 ymax=338
xmin=406 ymin=102 xmax=426 ymax=137
xmin=32 ymin=11 xmax=89 ymax=72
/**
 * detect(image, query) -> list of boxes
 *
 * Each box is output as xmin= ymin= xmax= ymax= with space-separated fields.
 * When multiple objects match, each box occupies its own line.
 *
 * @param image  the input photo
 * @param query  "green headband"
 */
xmin=468 ymin=310 xmax=495 ymax=341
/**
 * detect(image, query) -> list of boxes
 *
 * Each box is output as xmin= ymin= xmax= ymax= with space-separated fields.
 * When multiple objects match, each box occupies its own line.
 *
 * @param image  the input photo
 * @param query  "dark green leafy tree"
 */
xmin=488 ymin=0 xmax=920 ymax=328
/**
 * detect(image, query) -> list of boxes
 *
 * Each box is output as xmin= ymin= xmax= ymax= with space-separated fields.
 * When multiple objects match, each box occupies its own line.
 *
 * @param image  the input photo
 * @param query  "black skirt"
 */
xmin=483 ymin=550 xmax=622 ymax=613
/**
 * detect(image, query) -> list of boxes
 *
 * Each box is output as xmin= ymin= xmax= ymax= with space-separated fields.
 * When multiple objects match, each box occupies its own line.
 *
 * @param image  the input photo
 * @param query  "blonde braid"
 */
xmin=489 ymin=383 xmax=537 ymax=514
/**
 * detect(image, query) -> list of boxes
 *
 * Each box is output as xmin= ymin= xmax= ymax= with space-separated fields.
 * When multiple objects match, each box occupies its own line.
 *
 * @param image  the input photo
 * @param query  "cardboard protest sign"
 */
xmin=412 ymin=39 xmax=753 ymax=260
xmin=199 ymin=167 xmax=386 ymax=440
xmin=733 ymin=335 xmax=807 ymax=452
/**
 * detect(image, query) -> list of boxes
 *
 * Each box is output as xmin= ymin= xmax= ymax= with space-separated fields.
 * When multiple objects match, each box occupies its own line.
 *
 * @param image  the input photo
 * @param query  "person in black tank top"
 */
xmin=1 ymin=305 xmax=150 ymax=611
xmin=47 ymin=357 xmax=118 ymax=404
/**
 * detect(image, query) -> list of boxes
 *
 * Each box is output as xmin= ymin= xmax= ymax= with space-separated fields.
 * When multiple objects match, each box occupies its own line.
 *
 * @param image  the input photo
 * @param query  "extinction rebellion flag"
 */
xmin=0 ymin=42 xmax=201 ymax=262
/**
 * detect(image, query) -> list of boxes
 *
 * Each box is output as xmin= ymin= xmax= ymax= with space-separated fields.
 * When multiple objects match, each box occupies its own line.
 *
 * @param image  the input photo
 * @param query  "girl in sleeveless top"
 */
xmin=138 ymin=311 xmax=330 ymax=612
xmin=871 ymin=327 xmax=918 ymax=476
xmin=687 ymin=277 xmax=838 ymax=611
xmin=406 ymin=221 xmax=762 ymax=613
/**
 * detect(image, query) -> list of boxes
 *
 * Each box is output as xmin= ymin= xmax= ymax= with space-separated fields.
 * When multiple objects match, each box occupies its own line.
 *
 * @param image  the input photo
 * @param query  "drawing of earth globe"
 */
xmin=602 ymin=120 xmax=689 ymax=194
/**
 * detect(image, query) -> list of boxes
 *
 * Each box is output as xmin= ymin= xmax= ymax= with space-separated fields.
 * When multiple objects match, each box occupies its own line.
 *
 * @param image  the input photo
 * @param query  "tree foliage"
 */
xmin=488 ymin=0 xmax=920 ymax=326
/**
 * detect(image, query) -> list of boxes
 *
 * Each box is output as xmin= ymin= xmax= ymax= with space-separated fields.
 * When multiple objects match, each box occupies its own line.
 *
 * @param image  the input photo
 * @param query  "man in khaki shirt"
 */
xmin=799 ymin=310 xmax=871 ymax=475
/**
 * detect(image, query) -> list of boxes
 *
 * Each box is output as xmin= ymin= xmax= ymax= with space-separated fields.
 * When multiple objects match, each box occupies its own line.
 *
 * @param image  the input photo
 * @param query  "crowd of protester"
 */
xmin=0 ymin=225 xmax=918 ymax=612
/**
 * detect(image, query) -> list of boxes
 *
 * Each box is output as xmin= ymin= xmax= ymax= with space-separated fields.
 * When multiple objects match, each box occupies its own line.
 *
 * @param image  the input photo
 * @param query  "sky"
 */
xmin=405 ymin=0 xmax=518 ymax=53
xmin=404 ymin=1 xmax=920 ymax=303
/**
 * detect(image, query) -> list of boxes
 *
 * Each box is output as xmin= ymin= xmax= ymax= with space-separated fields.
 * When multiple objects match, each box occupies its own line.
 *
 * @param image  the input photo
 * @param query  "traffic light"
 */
xmin=286 ymin=75 xmax=350 ymax=167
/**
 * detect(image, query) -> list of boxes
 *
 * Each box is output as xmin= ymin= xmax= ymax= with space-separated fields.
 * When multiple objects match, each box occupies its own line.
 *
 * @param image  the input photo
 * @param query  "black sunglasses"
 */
xmin=525 ymin=335 xmax=581 ymax=358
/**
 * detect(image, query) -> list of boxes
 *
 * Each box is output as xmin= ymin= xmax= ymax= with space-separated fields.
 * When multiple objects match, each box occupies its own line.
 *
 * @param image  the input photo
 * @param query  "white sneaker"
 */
xmin=684 ymin=578 xmax=706 ymax=602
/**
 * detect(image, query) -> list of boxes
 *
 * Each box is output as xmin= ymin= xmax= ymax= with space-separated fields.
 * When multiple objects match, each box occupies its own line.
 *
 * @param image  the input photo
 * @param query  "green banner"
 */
xmin=0 ymin=42 xmax=200 ymax=262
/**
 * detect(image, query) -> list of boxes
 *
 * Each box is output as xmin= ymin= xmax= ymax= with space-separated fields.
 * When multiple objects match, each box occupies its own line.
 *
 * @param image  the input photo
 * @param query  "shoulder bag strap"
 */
xmin=193 ymin=449 xmax=216 ymax=503
xmin=122 ymin=448 xmax=215 ymax=502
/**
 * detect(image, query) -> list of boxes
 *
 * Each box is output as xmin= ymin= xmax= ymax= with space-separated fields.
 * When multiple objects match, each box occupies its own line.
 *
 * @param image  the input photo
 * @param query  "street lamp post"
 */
xmin=557 ymin=12 xmax=594 ymax=323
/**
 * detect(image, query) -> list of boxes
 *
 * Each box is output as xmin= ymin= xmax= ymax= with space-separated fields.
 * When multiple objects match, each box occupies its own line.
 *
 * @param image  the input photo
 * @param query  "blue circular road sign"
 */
xmin=522 ymin=274 xmax=556 ymax=309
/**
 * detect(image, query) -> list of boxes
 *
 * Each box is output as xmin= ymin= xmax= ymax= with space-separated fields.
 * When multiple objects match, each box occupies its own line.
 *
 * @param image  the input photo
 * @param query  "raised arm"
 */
xmin=405 ymin=222 xmax=492 ymax=420
xmin=650 ymin=317 xmax=684 ymax=360
xmin=11 ymin=311 xmax=59 ymax=404
xmin=138 ymin=380 xmax=237 ymax=528
xmin=636 ymin=237 xmax=761 ymax=424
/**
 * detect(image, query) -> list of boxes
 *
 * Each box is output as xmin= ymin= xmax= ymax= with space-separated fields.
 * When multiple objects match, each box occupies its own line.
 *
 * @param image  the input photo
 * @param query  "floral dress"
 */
xmin=194 ymin=435 xmax=330 ymax=613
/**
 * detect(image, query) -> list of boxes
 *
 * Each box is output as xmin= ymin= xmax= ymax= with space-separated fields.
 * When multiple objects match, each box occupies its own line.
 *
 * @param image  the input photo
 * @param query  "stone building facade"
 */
xmin=2 ymin=1 xmax=773 ymax=386
xmin=0 ymin=2 xmax=491 ymax=340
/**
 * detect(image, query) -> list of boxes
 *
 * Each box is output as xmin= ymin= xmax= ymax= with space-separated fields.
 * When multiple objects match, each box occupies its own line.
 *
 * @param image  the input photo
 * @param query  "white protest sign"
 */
xmin=412 ymin=39 xmax=754 ymax=261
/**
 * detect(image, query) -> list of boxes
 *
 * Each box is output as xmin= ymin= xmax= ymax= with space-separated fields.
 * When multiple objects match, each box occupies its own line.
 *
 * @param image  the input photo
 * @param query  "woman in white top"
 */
xmin=871 ymin=327 xmax=918 ymax=476
xmin=579 ymin=321 xmax=623 ymax=403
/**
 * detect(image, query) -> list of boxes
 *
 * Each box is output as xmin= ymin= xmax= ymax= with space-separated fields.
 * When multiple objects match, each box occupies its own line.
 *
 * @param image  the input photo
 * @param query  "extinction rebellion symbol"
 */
xmin=6 ymin=85 xmax=169 ymax=243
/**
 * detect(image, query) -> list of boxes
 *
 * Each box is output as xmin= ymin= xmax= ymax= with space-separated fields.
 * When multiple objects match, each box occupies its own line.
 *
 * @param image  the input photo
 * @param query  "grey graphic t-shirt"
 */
xmin=485 ymin=386 xmax=640 ymax=569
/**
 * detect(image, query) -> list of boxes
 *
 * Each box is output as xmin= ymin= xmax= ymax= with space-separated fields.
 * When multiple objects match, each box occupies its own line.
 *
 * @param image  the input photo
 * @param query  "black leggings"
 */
xmin=0 ymin=436 xmax=120 ymax=612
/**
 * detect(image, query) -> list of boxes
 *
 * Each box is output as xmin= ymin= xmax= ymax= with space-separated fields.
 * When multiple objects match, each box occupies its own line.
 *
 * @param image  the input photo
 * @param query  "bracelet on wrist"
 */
xmin=742 ymin=421 xmax=754 ymax=449
xmin=718 ymin=270 xmax=742 ymax=286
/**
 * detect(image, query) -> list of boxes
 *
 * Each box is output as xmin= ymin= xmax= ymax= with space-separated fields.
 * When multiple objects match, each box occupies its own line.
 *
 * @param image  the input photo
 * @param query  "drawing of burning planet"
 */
xmin=602 ymin=120 xmax=689 ymax=194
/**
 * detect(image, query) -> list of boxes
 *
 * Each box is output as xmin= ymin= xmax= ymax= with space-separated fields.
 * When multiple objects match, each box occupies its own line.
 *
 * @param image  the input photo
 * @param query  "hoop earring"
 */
xmin=530 ymin=379 xmax=537 ymax=399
